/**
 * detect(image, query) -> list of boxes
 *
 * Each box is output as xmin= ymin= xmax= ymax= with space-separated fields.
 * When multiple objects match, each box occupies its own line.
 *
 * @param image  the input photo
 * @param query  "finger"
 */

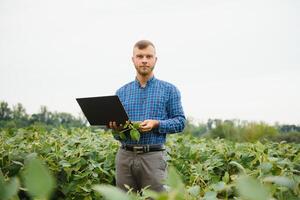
xmin=109 ymin=121 xmax=113 ymax=129
xmin=141 ymin=128 xmax=150 ymax=132
xmin=140 ymin=128 xmax=146 ymax=132
xmin=140 ymin=121 xmax=146 ymax=126
xmin=140 ymin=122 xmax=147 ymax=127
xmin=140 ymin=125 xmax=146 ymax=129
xmin=141 ymin=125 xmax=150 ymax=131
xmin=112 ymin=121 xmax=118 ymax=129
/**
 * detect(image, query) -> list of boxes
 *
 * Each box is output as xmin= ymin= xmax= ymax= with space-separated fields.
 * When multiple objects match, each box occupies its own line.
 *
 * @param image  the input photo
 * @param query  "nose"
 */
xmin=142 ymin=57 xmax=148 ymax=64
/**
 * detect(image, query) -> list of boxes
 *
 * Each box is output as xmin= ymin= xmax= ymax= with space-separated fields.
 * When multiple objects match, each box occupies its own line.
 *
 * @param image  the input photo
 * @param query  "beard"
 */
xmin=136 ymin=65 xmax=154 ymax=76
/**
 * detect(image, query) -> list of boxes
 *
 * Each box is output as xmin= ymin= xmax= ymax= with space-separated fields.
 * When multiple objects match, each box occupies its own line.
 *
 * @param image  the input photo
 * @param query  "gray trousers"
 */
xmin=115 ymin=148 xmax=168 ymax=192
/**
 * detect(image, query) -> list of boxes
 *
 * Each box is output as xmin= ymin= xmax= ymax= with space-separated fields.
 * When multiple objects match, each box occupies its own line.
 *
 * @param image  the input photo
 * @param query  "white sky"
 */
xmin=1 ymin=0 xmax=299 ymax=125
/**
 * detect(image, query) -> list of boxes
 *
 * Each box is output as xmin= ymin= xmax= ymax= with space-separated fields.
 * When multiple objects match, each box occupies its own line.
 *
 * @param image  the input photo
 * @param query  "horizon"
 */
xmin=1 ymin=100 xmax=299 ymax=126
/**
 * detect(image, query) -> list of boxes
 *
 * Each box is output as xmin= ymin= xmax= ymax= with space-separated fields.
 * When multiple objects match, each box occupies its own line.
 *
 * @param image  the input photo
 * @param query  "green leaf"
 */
xmin=263 ymin=176 xmax=295 ymax=189
xmin=0 ymin=170 xmax=5 ymax=195
xmin=130 ymin=129 xmax=140 ymax=141
xmin=142 ymin=190 xmax=159 ymax=199
xmin=212 ymin=181 xmax=226 ymax=191
xmin=3 ymin=177 xmax=19 ymax=200
xmin=222 ymin=171 xmax=230 ymax=183
xmin=93 ymin=184 xmax=130 ymax=200
xmin=236 ymin=176 xmax=270 ymax=200
xmin=0 ymin=172 xmax=20 ymax=200
xmin=119 ymin=132 xmax=126 ymax=140
xmin=12 ymin=160 xmax=24 ymax=167
xmin=155 ymin=193 xmax=169 ymax=200
xmin=132 ymin=122 xmax=140 ymax=129
xmin=229 ymin=161 xmax=246 ymax=174
xmin=124 ymin=121 xmax=130 ymax=128
xmin=187 ymin=185 xmax=200 ymax=197
xmin=165 ymin=166 xmax=184 ymax=191
xmin=111 ymin=130 xmax=119 ymax=135
xmin=59 ymin=160 xmax=71 ymax=168
xmin=24 ymin=152 xmax=38 ymax=164
xmin=259 ymin=162 xmax=273 ymax=173
xmin=203 ymin=191 xmax=218 ymax=200
xmin=23 ymin=158 xmax=55 ymax=199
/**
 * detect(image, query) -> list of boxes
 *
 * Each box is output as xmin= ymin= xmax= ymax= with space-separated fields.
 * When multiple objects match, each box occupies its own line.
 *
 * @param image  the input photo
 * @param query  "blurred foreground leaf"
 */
xmin=237 ymin=176 xmax=270 ymax=200
xmin=93 ymin=184 xmax=130 ymax=200
xmin=166 ymin=166 xmax=185 ymax=190
xmin=23 ymin=158 xmax=55 ymax=199
xmin=0 ymin=171 xmax=20 ymax=200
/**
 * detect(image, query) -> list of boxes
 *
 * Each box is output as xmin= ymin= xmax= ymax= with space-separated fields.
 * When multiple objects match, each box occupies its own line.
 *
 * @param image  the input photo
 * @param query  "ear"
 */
xmin=131 ymin=56 xmax=134 ymax=63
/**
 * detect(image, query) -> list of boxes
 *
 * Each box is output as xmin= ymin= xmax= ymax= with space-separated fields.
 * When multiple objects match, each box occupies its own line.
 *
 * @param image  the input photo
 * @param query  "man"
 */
xmin=108 ymin=40 xmax=185 ymax=192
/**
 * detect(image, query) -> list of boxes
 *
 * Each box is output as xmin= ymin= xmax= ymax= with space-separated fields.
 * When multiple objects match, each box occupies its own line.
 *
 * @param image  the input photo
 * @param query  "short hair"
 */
xmin=134 ymin=40 xmax=155 ymax=50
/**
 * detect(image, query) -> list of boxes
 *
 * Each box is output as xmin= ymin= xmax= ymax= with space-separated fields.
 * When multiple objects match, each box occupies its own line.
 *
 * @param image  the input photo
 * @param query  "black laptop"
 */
xmin=76 ymin=95 xmax=129 ymax=126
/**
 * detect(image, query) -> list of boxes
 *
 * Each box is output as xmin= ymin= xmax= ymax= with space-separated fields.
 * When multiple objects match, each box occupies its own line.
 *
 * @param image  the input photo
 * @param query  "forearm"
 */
xmin=158 ymin=116 xmax=186 ymax=134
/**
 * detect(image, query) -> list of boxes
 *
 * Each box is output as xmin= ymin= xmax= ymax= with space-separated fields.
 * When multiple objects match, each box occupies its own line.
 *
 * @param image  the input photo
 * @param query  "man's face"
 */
xmin=132 ymin=45 xmax=157 ymax=76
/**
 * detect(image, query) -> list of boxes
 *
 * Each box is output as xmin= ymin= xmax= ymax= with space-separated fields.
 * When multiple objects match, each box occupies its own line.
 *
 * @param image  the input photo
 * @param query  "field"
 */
xmin=1 ymin=125 xmax=300 ymax=200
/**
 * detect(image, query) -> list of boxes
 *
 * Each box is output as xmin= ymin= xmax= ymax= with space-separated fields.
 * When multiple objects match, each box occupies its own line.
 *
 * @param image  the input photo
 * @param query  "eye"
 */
xmin=146 ymin=55 xmax=153 ymax=59
xmin=136 ymin=55 xmax=143 ymax=59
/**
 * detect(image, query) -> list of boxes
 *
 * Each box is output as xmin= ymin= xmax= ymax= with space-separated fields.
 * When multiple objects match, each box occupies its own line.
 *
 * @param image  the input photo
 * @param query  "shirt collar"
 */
xmin=135 ymin=75 xmax=156 ymax=88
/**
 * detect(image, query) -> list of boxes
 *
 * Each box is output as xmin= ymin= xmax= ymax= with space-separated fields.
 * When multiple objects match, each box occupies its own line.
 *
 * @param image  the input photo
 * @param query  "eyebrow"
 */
xmin=136 ymin=54 xmax=153 ymax=57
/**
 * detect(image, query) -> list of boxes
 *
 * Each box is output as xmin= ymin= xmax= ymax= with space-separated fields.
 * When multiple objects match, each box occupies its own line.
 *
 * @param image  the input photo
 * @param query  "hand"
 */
xmin=139 ymin=120 xmax=159 ymax=132
xmin=107 ymin=121 xmax=126 ymax=131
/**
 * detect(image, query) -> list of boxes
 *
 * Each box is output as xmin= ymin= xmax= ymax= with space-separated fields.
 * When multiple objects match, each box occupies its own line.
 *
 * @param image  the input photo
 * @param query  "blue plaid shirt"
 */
xmin=115 ymin=76 xmax=186 ymax=145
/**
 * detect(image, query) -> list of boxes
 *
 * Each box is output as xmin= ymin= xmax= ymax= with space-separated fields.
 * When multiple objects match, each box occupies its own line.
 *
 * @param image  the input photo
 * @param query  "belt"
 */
xmin=121 ymin=144 xmax=165 ymax=154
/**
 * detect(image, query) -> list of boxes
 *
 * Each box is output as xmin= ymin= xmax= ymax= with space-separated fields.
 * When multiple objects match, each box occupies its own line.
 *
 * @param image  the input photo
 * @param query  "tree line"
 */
xmin=1 ymin=100 xmax=299 ymax=143
xmin=0 ymin=101 xmax=86 ymax=129
xmin=184 ymin=118 xmax=300 ymax=143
